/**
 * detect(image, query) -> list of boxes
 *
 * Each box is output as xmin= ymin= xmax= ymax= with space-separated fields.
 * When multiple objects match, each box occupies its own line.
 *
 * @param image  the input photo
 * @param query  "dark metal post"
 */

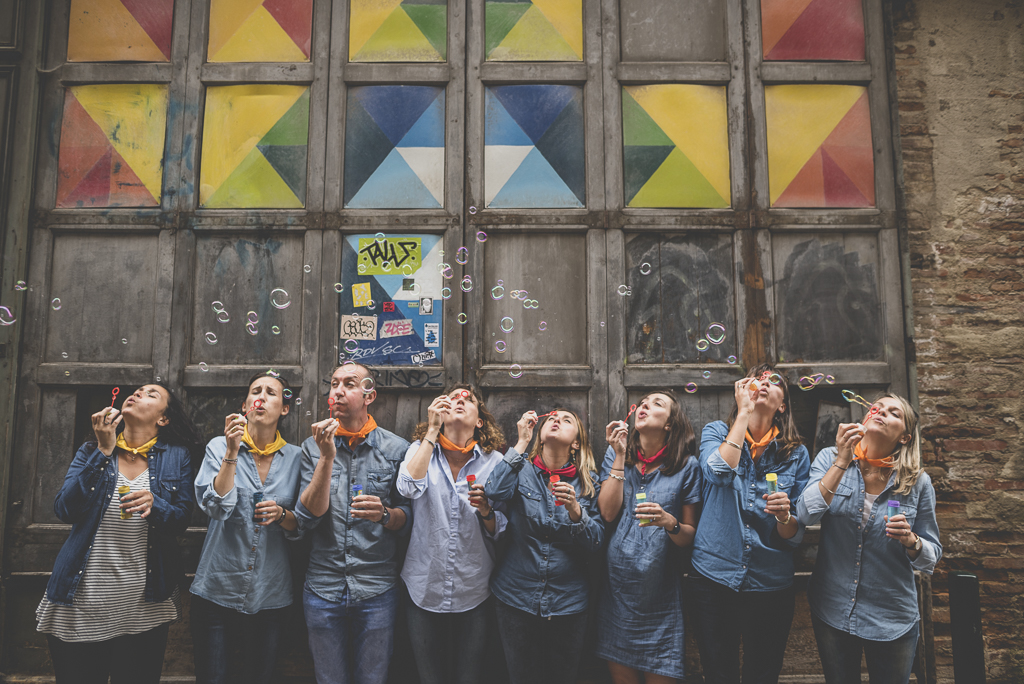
xmin=949 ymin=572 xmax=986 ymax=684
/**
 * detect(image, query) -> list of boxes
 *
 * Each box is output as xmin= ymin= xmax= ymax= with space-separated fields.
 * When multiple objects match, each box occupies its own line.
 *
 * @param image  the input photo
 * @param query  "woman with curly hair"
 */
xmin=397 ymin=384 xmax=508 ymax=684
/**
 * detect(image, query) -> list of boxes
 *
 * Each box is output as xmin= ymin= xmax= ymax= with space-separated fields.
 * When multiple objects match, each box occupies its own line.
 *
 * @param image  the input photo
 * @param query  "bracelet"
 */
xmin=831 ymin=462 xmax=848 ymax=471
xmin=610 ymin=467 xmax=624 ymax=472
xmin=819 ymin=481 xmax=836 ymax=496
xmin=724 ymin=439 xmax=743 ymax=451
xmin=422 ymin=437 xmax=437 ymax=449
xmin=776 ymin=511 xmax=793 ymax=525
xmin=223 ymin=458 xmax=238 ymax=464
xmin=276 ymin=507 xmax=287 ymax=525
xmin=608 ymin=473 xmax=625 ymax=482
xmin=478 ymin=508 xmax=496 ymax=521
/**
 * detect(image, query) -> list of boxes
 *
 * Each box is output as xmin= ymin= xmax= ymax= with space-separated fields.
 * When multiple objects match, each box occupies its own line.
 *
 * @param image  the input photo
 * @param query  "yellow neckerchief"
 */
xmin=438 ymin=432 xmax=477 ymax=454
xmin=745 ymin=426 xmax=779 ymax=460
xmin=335 ymin=415 xmax=377 ymax=447
xmin=242 ymin=425 xmax=288 ymax=458
xmin=116 ymin=433 xmax=158 ymax=457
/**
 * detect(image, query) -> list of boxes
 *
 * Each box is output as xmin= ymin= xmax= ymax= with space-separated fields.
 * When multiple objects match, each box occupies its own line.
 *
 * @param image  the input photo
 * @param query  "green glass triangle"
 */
xmin=623 ymin=145 xmax=674 ymax=205
xmin=402 ymin=5 xmax=447 ymax=60
xmin=622 ymin=89 xmax=674 ymax=147
xmin=485 ymin=2 xmax=531 ymax=57
xmin=259 ymin=90 xmax=310 ymax=147
xmin=204 ymin=146 xmax=303 ymax=209
xmin=630 ymin=147 xmax=728 ymax=208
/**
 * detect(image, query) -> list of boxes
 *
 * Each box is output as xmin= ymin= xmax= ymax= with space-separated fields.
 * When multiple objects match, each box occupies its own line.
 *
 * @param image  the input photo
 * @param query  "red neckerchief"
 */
xmin=532 ymin=455 xmax=577 ymax=479
xmin=636 ymin=444 xmax=667 ymax=476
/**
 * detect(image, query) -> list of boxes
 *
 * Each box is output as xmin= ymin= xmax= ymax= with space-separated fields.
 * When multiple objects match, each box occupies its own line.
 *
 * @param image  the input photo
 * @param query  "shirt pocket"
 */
xmin=899 ymin=505 xmax=918 ymax=525
xmin=367 ymin=468 xmax=392 ymax=497
xmin=831 ymin=482 xmax=855 ymax=514
xmin=159 ymin=478 xmax=187 ymax=504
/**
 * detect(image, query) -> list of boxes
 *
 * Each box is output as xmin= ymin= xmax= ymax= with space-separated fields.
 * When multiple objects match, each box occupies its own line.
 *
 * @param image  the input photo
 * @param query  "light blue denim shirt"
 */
xmin=485 ymin=447 xmax=605 ymax=617
xmin=191 ymin=437 xmax=303 ymax=614
xmin=692 ymin=420 xmax=810 ymax=592
xmin=397 ymin=441 xmax=508 ymax=613
xmin=796 ymin=447 xmax=942 ymax=640
xmin=291 ymin=426 xmax=412 ymax=603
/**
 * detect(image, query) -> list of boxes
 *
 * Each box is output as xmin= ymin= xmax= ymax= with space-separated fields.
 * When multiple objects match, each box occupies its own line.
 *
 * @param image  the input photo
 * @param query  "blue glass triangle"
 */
xmin=346 ymin=149 xmax=441 ymax=209
xmin=350 ymin=85 xmax=442 ymax=146
xmin=490 ymin=85 xmax=577 ymax=144
xmin=489 ymin=147 xmax=583 ymax=208
xmin=397 ymin=91 xmax=445 ymax=148
xmin=485 ymin=89 xmax=533 ymax=146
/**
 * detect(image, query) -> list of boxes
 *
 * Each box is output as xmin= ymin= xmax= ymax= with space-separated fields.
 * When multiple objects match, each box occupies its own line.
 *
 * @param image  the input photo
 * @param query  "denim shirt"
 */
xmin=46 ymin=441 xmax=194 ymax=606
xmin=692 ymin=421 xmax=810 ymax=592
xmin=397 ymin=441 xmax=508 ymax=613
xmin=191 ymin=437 xmax=304 ymax=614
xmin=485 ymin=447 xmax=605 ymax=617
xmin=796 ymin=447 xmax=942 ymax=640
xmin=291 ymin=426 xmax=412 ymax=603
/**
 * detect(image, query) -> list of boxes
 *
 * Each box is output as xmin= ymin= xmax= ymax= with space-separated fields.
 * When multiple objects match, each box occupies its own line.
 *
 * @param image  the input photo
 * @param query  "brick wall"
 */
xmin=892 ymin=0 xmax=1024 ymax=681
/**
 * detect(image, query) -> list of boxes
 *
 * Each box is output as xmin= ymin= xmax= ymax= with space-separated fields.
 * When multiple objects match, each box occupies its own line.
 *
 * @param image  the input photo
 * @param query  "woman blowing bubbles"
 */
xmin=483 ymin=408 xmax=604 ymax=684
xmin=36 ymin=384 xmax=201 ymax=684
xmin=797 ymin=394 xmax=940 ymax=684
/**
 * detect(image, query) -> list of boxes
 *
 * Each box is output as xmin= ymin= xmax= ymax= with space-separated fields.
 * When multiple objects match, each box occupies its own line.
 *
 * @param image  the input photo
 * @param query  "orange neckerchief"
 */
xmin=745 ymin=426 xmax=779 ymax=460
xmin=438 ymin=432 xmax=477 ymax=454
xmin=854 ymin=441 xmax=897 ymax=469
xmin=335 ymin=415 xmax=377 ymax=447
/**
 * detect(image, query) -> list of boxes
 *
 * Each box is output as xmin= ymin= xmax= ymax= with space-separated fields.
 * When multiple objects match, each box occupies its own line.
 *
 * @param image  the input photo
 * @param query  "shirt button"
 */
xmin=252 ymin=546 xmax=256 ymax=551
xmin=851 ymin=599 xmax=855 ymax=602
xmin=745 ymin=545 xmax=750 ymax=549
xmin=742 ymin=565 xmax=746 ymax=569
xmin=90 ymin=487 xmax=94 ymax=491
xmin=78 ymin=571 xmax=82 ymax=574
xmin=248 ymin=565 xmax=252 ymax=570
xmin=854 ymin=580 xmax=858 ymax=584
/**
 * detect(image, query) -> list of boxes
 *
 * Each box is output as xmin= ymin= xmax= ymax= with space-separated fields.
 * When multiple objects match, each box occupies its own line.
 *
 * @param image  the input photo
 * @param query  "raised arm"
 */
xmin=597 ymin=423 xmax=628 ymax=522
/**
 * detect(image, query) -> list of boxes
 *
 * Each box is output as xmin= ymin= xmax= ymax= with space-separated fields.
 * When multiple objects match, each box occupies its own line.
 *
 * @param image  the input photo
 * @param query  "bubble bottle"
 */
xmin=118 ymin=485 xmax=132 ymax=520
xmin=636 ymin=492 xmax=651 ymax=525
xmin=549 ymin=474 xmax=563 ymax=506
xmin=766 ymin=472 xmax=778 ymax=495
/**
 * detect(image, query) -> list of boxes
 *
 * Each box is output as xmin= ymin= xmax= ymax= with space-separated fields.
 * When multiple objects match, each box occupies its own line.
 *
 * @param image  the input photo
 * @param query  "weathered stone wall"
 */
xmin=892 ymin=0 xmax=1024 ymax=680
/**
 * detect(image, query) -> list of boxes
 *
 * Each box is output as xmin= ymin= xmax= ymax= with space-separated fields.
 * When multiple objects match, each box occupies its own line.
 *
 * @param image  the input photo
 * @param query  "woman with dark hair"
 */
xmin=797 ymin=394 xmax=940 ymax=684
xmin=190 ymin=372 xmax=303 ymax=684
xmin=398 ymin=384 xmax=508 ymax=684
xmin=689 ymin=364 xmax=811 ymax=684
xmin=36 ymin=383 xmax=199 ymax=684
xmin=595 ymin=390 xmax=701 ymax=683
xmin=483 ymin=408 xmax=605 ymax=684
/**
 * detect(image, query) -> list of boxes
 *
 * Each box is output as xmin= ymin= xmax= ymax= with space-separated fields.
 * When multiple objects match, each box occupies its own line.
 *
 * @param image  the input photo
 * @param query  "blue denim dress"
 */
xmin=594 ymin=446 xmax=702 ymax=678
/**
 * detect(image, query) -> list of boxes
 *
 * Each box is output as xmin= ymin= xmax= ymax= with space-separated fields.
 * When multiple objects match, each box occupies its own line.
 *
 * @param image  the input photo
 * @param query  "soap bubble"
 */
xmin=402 ymin=264 xmax=414 ymax=276
xmin=284 ymin=389 xmax=293 ymax=399
xmin=246 ymin=323 xmax=258 ymax=336
xmin=539 ymin=321 xmax=547 ymax=331
xmin=509 ymin=364 xmax=523 ymax=379
xmin=205 ymin=332 xmax=218 ymax=345
xmin=469 ymin=206 xmax=478 ymax=215
xmin=617 ymin=285 xmax=630 ymax=296
xmin=15 ymin=280 xmax=26 ymax=291
xmin=798 ymin=376 xmax=816 ymax=391
xmin=825 ymin=375 xmax=836 ymax=385
xmin=375 ymin=232 xmax=385 ymax=241
xmin=295 ymin=397 xmax=302 ymax=405
xmin=639 ymin=263 xmax=652 ymax=275
xmin=361 ymin=376 xmax=376 ymax=394
xmin=684 ymin=383 xmax=697 ymax=394
xmin=727 ymin=355 xmax=737 ymax=364
xmin=199 ymin=362 xmax=209 ymax=372
xmin=702 ymin=370 xmax=711 ymax=379
xmin=500 ymin=316 xmax=514 ymax=333
xmin=495 ymin=340 xmax=507 ymax=353
xmin=442 ymin=265 xmax=454 ymax=279
xmin=767 ymin=373 xmax=782 ymax=385
xmin=270 ymin=288 xmax=291 ymax=309
xmin=696 ymin=339 xmax=710 ymax=352
xmin=358 ymin=264 xmax=367 ymax=274
xmin=247 ymin=311 xmax=259 ymax=324
xmin=441 ymin=287 xmax=452 ymax=300
xmin=456 ymin=247 xmax=469 ymax=265
xmin=344 ymin=339 xmax=359 ymax=353
xmin=457 ymin=313 xmax=467 ymax=325
xmin=121 ymin=338 xmax=128 ymax=345
xmin=367 ymin=300 xmax=375 ymax=311
xmin=476 ymin=231 xmax=487 ymax=243
xmin=491 ymin=285 xmax=505 ymax=300
xmin=0 ymin=306 xmax=15 ymax=326
xmin=304 ymin=264 xmax=312 ymax=273
xmin=600 ymin=321 xmax=605 ymax=327
xmin=62 ymin=351 xmax=68 ymax=359
xmin=65 ymin=370 xmax=70 ymax=376
xmin=334 ymin=283 xmax=344 ymax=293
xmin=51 ymin=298 xmax=62 ymax=310
xmin=217 ymin=311 xmax=230 ymax=323
xmin=382 ymin=261 xmax=392 ymax=273
xmin=272 ymin=326 xmax=281 ymax=335
xmin=706 ymin=323 xmax=726 ymax=345
xmin=461 ymin=276 xmax=473 ymax=292
xmin=523 ymin=299 xmax=539 ymax=309
xmin=211 ymin=301 xmax=225 ymax=313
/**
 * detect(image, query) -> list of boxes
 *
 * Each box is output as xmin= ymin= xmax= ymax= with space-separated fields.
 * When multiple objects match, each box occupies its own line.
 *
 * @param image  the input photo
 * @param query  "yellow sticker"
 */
xmin=352 ymin=282 xmax=372 ymax=308
xmin=357 ymin=236 xmax=422 ymax=275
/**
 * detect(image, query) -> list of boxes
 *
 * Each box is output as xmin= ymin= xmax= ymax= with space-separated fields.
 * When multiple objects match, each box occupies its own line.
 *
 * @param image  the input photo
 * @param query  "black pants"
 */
xmin=190 ymin=595 xmax=287 ymax=684
xmin=406 ymin=598 xmax=489 ymax=684
xmin=687 ymin=572 xmax=796 ymax=684
xmin=494 ymin=599 xmax=589 ymax=684
xmin=46 ymin=623 xmax=169 ymax=684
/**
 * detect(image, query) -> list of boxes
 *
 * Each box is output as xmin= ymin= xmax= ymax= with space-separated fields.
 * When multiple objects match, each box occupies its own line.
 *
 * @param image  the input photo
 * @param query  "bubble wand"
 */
xmin=242 ymin=398 xmax=264 ymax=419
xmin=109 ymin=387 xmax=119 ymax=408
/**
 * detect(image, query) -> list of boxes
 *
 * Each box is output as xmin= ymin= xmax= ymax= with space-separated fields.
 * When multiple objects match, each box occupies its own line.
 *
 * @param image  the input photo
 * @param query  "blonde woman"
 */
xmin=483 ymin=409 xmax=605 ymax=684
xmin=797 ymin=393 xmax=940 ymax=684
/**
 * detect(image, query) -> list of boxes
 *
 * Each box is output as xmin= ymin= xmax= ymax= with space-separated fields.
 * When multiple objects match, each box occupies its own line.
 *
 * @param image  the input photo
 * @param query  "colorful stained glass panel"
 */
xmin=622 ymin=85 xmax=730 ymax=208
xmin=208 ymin=0 xmax=312 ymax=62
xmin=765 ymin=84 xmax=874 ymax=208
xmin=484 ymin=85 xmax=584 ymax=208
xmin=349 ymin=0 xmax=446 ymax=62
xmin=57 ymin=84 xmax=168 ymax=208
xmin=485 ymin=0 xmax=582 ymax=62
xmin=344 ymin=86 xmax=446 ymax=208
xmin=761 ymin=0 xmax=865 ymax=61
xmin=200 ymin=85 xmax=310 ymax=208
xmin=67 ymin=0 xmax=174 ymax=62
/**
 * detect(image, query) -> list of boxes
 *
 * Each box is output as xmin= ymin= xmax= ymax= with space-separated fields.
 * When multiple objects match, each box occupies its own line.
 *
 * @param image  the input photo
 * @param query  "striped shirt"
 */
xmin=36 ymin=469 xmax=180 ymax=642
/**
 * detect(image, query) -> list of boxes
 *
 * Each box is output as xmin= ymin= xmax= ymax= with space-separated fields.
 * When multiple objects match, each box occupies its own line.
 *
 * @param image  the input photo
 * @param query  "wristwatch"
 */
xmin=478 ymin=508 xmax=496 ymax=521
xmin=667 ymin=521 xmax=682 ymax=535
xmin=377 ymin=507 xmax=391 ymax=526
xmin=910 ymin=534 xmax=923 ymax=551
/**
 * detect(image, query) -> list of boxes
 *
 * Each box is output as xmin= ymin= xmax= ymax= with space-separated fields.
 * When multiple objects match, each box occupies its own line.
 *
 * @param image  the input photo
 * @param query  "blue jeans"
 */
xmin=811 ymin=613 xmax=919 ymax=684
xmin=303 ymin=582 xmax=398 ymax=684
xmin=190 ymin=595 xmax=286 ymax=684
